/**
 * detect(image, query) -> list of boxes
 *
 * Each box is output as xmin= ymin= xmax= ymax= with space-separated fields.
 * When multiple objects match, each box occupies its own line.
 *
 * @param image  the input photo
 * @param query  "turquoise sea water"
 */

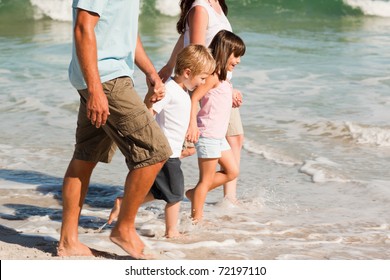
xmin=0 ymin=0 xmax=389 ymax=259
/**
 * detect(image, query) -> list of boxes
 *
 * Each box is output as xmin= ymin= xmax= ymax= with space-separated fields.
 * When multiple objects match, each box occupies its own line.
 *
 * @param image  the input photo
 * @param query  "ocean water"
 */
xmin=0 ymin=0 xmax=389 ymax=259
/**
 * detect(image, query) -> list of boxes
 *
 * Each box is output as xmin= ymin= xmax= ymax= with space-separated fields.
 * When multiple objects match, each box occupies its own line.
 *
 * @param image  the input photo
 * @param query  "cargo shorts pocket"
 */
xmin=116 ymin=109 xmax=155 ymax=163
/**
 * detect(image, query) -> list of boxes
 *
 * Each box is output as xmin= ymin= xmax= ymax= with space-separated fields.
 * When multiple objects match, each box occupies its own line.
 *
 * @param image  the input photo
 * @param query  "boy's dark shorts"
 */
xmin=73 ymin=77 xmax=172 ymax=170
xmin=150 ymin=158 xmax=184 ymax=203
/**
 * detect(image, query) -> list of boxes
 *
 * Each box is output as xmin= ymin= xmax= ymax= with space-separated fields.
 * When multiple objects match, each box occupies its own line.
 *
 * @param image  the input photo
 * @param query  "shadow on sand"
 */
xmin=0 ymin=169 xmax=135 ymax=259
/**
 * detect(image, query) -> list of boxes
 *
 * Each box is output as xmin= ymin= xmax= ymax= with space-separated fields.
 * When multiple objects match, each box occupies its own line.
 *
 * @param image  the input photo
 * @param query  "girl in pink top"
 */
xmin=186 ymin=30 xmax=246 ymax=221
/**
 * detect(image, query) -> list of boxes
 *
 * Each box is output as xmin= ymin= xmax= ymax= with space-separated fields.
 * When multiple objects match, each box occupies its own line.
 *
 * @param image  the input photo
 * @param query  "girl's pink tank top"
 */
xmin=197 ymin=80 xmax=232 ymax=139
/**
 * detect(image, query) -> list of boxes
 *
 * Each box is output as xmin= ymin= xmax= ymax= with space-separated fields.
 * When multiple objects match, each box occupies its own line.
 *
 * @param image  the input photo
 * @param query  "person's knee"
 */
xmin=66 ymin=159 xmax=96 ymax=177
xmin=227 ymin=167 xmax=239 ymax=181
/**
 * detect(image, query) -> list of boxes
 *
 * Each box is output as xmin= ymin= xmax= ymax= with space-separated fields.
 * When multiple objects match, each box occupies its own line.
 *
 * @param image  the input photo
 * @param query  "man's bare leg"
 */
xmin=57 ymin=159 xmax=97 ymax=257
xmin=110 ymin=160 xmax=164 ymax=259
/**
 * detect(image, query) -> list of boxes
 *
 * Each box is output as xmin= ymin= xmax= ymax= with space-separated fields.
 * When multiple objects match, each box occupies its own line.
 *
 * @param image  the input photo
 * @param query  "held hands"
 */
xmin=186 ymin=122 xmax=200 ymax=144
xmin=87 ymin=88 xmax=110 ymax=128
xmin=232 ymin=89 xmax=243 ymax=108
xmin=146 ymin=72 xmax=165 ymax=103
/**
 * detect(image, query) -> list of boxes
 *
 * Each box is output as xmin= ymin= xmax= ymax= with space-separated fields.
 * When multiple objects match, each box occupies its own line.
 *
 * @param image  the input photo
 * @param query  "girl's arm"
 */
xmin=186 ymin=74 xmax=219 ymax=143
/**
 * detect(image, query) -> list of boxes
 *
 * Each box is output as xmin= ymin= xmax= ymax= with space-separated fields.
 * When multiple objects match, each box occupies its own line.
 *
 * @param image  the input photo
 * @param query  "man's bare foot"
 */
xmin=108 ymin=197 xmax=122 ymax=225
xmin=110 ymin=227 xmax=150 ymax=259
xmin=57 ymin=241 xmax=95 ymax=257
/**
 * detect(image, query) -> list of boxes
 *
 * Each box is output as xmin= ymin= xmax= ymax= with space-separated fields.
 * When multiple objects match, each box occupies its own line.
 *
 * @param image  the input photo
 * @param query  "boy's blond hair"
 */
xmin=174 ymin=44 xmax=216 ymax=77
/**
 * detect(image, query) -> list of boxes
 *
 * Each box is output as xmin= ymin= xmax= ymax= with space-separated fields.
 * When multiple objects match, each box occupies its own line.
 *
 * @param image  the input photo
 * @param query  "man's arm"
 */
xmin=74 ymin=9 xmax=109 ymax=128
xmin=134 ymin=34 xmax=165 ymax=104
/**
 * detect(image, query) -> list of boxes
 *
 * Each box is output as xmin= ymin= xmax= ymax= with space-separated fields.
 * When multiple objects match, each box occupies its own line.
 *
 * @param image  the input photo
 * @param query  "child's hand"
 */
xmin=144 ymin=86 xmax=156 ymax=109
xmin=186 ymin=123 xmax=200 ymax=143
xmin=232 ymin=89 xmax=243 ymax=108
xmin=180 ymin=141 xmax=196 ymax=159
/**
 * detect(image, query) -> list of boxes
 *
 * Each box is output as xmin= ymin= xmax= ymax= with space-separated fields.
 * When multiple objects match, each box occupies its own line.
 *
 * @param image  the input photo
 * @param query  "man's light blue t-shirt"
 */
xmin=69 ymin=0 xmax=140 ymax=90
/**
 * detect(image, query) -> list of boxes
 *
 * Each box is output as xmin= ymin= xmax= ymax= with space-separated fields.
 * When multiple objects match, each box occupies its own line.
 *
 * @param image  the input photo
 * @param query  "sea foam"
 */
xmin=30 ymin=0 xmax=72 ymax=21
xmin=346 ymin=122 xmax=390 ymax=146
xmin=344 ymin=0 xmax=390 ymax=17
xmin=28 ymin=0 xmax=181 ymax=21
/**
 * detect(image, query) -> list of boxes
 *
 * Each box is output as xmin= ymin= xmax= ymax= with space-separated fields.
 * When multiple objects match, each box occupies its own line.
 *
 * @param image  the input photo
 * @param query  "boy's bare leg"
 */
xmin=110 ymin=160 xmax=164 ymax=259
xmin=165 ymin=202 xmax=181 ymax=238
xmin=57 ymin=159 xmax=97 ymax=257
xmin=108 ymin=197 xmax=122 ymax=225
xmin=108 ymin=192 xmax=154 ymax=225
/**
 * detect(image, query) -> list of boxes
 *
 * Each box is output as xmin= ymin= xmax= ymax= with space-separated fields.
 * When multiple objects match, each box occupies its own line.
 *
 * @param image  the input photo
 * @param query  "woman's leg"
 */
xmin=223 ymin=134 xmax=243 ymax=201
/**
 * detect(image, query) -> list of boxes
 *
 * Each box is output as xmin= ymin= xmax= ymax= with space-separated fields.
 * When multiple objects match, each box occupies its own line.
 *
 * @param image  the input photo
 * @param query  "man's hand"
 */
xmin=146 ymin=72 xmax=165 ymax=103
xmin=87 ymin=89 xmax=109 ymax=128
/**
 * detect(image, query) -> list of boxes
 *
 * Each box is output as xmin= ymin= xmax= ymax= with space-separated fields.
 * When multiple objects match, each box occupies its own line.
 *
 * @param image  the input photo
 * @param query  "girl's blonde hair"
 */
xmin=174 ymin=44 xmax=216 ymax=77
xmin=209 ymin=30 xmax=246 ymax=81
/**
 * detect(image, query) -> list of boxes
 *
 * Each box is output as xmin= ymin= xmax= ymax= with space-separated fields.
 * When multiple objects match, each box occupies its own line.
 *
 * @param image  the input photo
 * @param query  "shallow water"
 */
xmin=0 ymin=0 xmax=389 ymax=259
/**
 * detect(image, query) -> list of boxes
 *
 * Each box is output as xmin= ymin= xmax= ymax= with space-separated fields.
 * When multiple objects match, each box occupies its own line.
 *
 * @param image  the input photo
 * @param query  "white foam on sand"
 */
xmin=151 ymin=239 xmax=238 ymax=251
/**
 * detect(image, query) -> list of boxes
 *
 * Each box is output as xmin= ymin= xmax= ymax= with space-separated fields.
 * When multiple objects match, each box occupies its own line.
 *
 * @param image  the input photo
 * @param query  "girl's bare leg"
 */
xmin=212 ymin=149 xmax=239 ymax=192
xmin=186 ymin=158 xmax=219 ymax=221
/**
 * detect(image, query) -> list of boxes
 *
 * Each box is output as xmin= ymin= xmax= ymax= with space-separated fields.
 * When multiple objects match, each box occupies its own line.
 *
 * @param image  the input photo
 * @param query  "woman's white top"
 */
xmin=183 ymin=0 xmax=232 ymax=47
